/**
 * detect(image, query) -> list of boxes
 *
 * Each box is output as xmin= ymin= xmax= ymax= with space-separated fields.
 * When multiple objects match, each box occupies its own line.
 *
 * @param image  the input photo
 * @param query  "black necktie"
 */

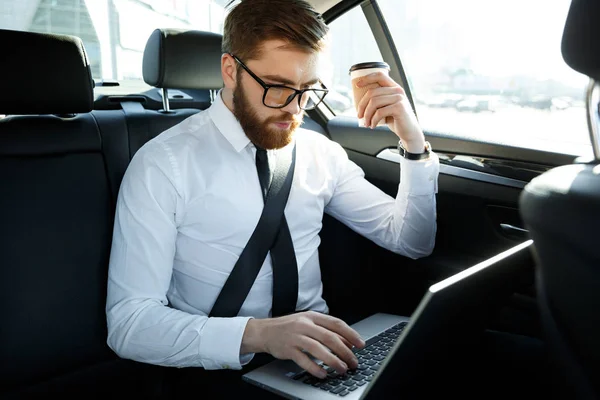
xmin=255 ymin=147 xmax=299 ymax=317
xmin=255 ymin=147 xmax=272 ymax=200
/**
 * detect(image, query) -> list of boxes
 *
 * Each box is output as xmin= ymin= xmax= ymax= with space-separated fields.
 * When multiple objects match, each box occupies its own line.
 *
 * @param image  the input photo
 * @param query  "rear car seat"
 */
xmin=0 ymin=27 xmax=230 ymax=398
xmin=0 ymin=28 xmax=164 ymax=397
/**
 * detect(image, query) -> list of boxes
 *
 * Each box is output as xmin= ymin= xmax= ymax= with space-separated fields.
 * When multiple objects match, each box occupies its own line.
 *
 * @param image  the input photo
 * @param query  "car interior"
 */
xmin=0 ymin=0 xmax=598 ymax=398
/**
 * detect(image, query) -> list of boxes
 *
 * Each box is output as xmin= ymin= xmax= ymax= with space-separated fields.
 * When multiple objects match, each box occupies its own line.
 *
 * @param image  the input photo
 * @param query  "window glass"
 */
xmin=29 ymin=0 xmax=102 ymax=77
xmin=378 ymin=0 xmax=591 ymax=157
xmin=322 ymin=6 xmax=384 ymax=116
xmin=0 ymin=0 xmax=227 ymax=88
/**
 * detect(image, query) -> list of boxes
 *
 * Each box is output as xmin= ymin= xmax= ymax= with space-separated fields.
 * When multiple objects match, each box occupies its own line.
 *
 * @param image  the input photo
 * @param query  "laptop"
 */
xmin=242 ymin=239 xmax=535 ymax=399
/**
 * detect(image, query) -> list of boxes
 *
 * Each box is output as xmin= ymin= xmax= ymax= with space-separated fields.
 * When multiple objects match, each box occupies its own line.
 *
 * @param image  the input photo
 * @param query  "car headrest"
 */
xmin=0 ymin=29 xmax=94 ymax=115
xmin=142 ymin=29 xmax=224 ymax=90
xmin=561 ymin=0 xmax=600 ymax=81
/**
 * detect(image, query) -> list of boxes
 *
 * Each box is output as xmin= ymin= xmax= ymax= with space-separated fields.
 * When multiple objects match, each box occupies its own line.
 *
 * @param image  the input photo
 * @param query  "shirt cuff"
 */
xmin=399 ymin=151 xmax=440 ymax=196
xmin=199 ymin=316 xmax=255 ymax=370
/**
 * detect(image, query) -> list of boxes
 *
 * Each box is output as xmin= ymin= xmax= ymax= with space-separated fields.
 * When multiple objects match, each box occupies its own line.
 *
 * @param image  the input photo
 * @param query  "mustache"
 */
xmin=265 ymin=115 xmax=302 ymax=125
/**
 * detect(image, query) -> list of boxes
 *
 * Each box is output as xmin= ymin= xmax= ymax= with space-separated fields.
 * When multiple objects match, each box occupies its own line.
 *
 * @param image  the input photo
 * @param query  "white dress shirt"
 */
xmin=106 ymin=91 xmax=439 ymax=371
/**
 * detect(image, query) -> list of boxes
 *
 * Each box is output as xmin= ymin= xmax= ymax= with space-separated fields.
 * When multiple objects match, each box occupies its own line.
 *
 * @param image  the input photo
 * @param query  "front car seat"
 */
xmin=519 ymin=0 xmax=600 ymax=399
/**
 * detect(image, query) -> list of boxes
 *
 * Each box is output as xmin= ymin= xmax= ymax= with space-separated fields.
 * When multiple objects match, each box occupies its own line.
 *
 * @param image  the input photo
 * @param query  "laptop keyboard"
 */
xmin=291 ymin=321 xmax=407 ymax=397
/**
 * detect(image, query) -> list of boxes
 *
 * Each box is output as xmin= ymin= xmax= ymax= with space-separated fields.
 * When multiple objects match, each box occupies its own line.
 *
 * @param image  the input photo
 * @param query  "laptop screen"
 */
xmin=361 ymin=239 xmax=535 ymax=399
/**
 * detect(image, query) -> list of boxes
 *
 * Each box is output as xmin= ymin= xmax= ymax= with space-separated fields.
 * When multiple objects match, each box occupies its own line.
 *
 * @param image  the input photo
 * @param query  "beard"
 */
xmin=233 ymin=83 xmax=302 ymax=150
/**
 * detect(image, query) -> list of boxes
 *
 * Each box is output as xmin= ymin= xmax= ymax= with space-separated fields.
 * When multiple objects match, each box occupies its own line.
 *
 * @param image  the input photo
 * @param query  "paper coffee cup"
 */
xmin=349 ymin=61 xmax=391 ymax=127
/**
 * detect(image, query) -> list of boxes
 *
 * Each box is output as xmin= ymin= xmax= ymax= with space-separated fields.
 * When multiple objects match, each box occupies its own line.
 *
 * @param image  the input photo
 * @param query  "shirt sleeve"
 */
xmin=324 ymin=142 xmax=439 ymax=259
xmin=106 ymin=141 xmax=254 ymax=370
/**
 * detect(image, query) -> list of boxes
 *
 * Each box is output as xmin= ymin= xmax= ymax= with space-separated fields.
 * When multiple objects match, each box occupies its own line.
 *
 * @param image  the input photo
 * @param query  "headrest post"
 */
xmin=161 ymin=87 xmax=171 ymax=113
xmin=210 ymin=90 xmax=217 ymax=104
xmin=585 ymin=79 xmax=600 ymax=160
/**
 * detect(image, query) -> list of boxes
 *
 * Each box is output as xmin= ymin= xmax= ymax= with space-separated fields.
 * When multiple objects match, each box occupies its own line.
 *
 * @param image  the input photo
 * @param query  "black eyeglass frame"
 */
xmin=230 ymin=53 xmax=329 ymax=110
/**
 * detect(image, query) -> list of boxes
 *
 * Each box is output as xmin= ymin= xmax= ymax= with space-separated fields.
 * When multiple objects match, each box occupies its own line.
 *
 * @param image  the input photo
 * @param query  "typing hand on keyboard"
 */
xmin=292 ymin=322 xmax=407 ymax=397
xmin=241 ymin=311 xmax=366 ymax=378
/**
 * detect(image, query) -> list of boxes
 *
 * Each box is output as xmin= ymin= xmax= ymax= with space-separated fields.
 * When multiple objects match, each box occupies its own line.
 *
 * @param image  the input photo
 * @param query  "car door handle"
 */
xmin=500 ymin=223 xmax=530 ymax=239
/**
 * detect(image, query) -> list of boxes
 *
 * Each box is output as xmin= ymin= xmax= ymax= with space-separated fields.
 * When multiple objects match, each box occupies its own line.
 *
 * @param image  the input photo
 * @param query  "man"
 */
xmin=105 ymin=0 xmax=438 ymax=394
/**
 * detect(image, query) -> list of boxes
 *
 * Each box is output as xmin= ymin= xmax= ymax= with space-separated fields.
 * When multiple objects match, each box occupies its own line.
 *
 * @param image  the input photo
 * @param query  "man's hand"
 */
xmin=241 ymin=311 xmax=366 ymax=378
xmin=355 ymin=72 xmax=426 ymax=154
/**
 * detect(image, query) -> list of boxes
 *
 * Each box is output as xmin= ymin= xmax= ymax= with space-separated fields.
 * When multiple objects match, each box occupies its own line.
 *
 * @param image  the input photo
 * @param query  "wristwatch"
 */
xmin=398 ymin=140 xmax=432 ymax=160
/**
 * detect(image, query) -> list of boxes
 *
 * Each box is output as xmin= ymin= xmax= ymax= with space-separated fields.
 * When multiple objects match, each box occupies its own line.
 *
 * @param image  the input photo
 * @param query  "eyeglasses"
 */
xmin=230 ymin=53 xmax=328 ymax=111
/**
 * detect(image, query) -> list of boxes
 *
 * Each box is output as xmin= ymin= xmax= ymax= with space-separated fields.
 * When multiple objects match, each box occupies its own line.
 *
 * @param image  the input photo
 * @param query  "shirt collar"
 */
xmin=208 ymin=89 xmax=251 ymax=153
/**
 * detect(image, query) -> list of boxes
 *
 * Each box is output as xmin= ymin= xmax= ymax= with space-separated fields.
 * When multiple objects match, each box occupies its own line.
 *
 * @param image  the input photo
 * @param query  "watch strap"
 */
xmin=398 ymin=140 xmax=431 ymax=160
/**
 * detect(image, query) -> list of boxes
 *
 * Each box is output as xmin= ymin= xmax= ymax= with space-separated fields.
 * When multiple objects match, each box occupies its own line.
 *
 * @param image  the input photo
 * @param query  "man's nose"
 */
xmin=281 ymin=95 xmax=302 ymax=115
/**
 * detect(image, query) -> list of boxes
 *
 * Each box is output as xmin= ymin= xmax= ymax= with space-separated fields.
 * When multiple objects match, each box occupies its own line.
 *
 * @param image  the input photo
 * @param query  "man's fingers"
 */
xmin=292 ymin=349 xmax=327 ymax=379
xmin=363 ymin=94 xmax=402 ymax=128
xmin=370 ymin=104 xmax=398 ymax=128
xmin=298 ymin=336 xmax=348 ymax=375
xmin=355 ymin=71 xmax=403 ymax=89
xmin=337 ymin=333 xmax=354 ymax=349
xmin=304 ymin=324 xmax=359 ymax=370
xmin=356 ymin=86 xmax=402 ymax=119
xmin=308 ymin=312 xmax=365 ymax=350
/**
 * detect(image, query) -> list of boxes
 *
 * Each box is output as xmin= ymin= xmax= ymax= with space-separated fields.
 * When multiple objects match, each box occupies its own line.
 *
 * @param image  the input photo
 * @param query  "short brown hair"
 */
xmin=222 ymin=0 xmax=329 ymax=62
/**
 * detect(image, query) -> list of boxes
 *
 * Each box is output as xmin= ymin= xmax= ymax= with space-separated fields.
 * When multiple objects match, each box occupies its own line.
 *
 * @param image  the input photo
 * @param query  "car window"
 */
xmin=0 ymin=0 xmax=227 ymax=90
xmin=321 ymin=6 xmax=384 ymax=117
xmin=377 ymin=0 xmax=591 ymax=157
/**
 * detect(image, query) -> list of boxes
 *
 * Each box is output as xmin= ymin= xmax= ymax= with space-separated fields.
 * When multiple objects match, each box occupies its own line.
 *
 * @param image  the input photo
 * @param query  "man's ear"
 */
xmin=222 ymin=53 xmax=237 ymax=89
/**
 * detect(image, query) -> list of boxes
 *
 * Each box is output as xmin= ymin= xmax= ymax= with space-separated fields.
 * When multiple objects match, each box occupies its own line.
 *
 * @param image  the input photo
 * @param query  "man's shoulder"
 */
xmin=154 ymin=110 xmax=212 ymax=145
xmin=136 ymin=110 xmax=214 ymax=157
xmin=125 ymin=110 xmax=217 ymax=177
